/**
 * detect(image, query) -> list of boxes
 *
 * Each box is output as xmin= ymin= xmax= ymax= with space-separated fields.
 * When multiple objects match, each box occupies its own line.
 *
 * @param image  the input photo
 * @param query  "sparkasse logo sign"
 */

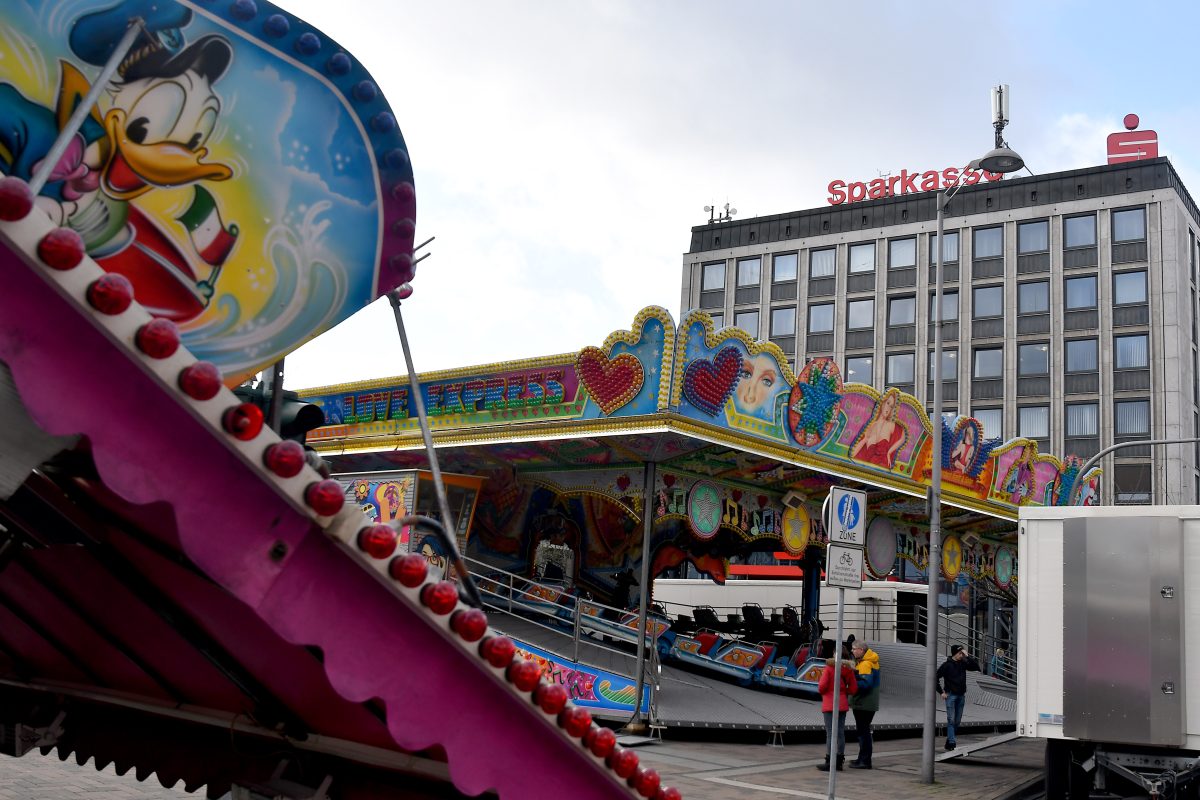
xmin=827 ymin=166 xmax=1005 ymax=206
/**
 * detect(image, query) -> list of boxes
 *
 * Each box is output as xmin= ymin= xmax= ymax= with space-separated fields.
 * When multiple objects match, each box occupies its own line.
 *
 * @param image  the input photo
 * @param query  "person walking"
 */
xmin=848 ymin=640 xmax=881 ymax=769
xmin=816 ymin=643 xmax=857 ymax=772
xmin=936 ymin=644 xmax=980 ymax=751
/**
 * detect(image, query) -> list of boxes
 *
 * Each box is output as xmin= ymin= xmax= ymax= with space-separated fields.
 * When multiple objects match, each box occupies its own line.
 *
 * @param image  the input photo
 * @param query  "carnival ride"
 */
xmin=0 ymin=2 xmax=672 ymax=798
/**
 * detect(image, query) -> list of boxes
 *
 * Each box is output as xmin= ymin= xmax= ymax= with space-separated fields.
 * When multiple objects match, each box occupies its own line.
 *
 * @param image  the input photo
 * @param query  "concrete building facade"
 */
xmin=680 ymin=158 xmax=1200 ymax=505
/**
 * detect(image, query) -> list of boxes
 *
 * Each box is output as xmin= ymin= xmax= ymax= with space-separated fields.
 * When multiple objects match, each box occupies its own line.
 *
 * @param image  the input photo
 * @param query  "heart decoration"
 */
xmin=757 ymin=495 xmax=768 ymax=509
xmin=663 ymin=473 xmax=676 ymax=488
xmin=616 ymin=474 xmax=631 ymax=492
xmin=731 ymin=489 xmax=742 ymax=502
xmin=683 ymin=346 xmax=742 ymax=417
xmin=576 ymin=346 xmax=644 ymax=416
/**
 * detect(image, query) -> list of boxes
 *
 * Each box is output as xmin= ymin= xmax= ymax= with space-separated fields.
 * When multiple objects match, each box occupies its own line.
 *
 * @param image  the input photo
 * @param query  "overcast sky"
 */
xmin=277 ymin=0 xmax=1200 ymax=391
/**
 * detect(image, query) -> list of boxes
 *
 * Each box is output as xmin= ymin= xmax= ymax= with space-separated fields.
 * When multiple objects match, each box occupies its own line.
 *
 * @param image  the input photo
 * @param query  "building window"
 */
xmin=1064 ymin=214 xmax=1096 ymax=248
xmin=930 ymin=231 xmax=959 ymax=263
xmin=974 ymin=226 xmax=1004 ymax=259
xmin=845 ymin=356 xmax=872 ymax=385
xmin=770 ymin=307 xmax=796 ymax=337
xmin=849 ymin=242 xmax=875 ymax=274
xmin=808 ymin=303 xmax=834 ymax=333
xmin=1065 ymin=275 xmax=1097 ymax=309
xmin=847 ymin=298 xmax=874 ymax=329
xmin=709 ymin=312 xmax=724 ymax=328
xmin=1113 ymin=208 xmax=1146 ymax=242
xmin=1065 ymin=338 xmax=1098 ymax=373
xmin=1017 ymin=220 xmax=1049 ymax=253
xmin=735 ymin=310 xmax=759 ymax=336
xmin=929 ymin=349 xmax=958 ymax=379
xmin=1018 ymin=281 xmax=1050 ymax=314
xmin=887 ymin=353 xmax=914 ymax=384
xmin=1018 ymin=405 xmax=1050 ymax=439
xmin=1115 ymin=399 xmax=1150 ymax=437
xmin=810 ymin=248 xmax=836 ymax=278
xmin=1066 ymin=403 xmax=1099 ymax=438
xmin=773 ymin=253 xmax=798 ymax=283
xmin=929 ymin=290 xmax=959 ymax=322
xmin=973 ymin=347 xmax=1003 ymax=379
xmin=888 ymin=238 xmax=916 ymax=269
xmin=889 ymin=296 xmax=916 ymax=326
xmin=737 ymin=257 xmax=761 ymax=287
xmin=1115 ymin=464 xmax=1152 ymax=504
xmin=974 ymin=407 xmax=1002 ymax=439
xmin=1018 ymin=342 xmax=1049 ymax=376
xmin=1114 ymin=271 xmax=1147 ymax=305
xmin=1114 ymin=333 xmax=1149 ymax=369
xmin=702 ymin=262 xmax=725 ymax=291
xmin=973 ymin=285 xmax=1003 ymax=319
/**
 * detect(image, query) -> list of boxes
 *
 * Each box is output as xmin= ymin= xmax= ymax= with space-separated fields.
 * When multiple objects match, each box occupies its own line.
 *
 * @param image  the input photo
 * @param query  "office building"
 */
xmin=680 ymin=157 xmax=1200 ymax=504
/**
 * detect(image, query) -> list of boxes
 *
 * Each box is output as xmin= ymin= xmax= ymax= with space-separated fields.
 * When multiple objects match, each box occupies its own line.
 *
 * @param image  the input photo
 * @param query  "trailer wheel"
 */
xmin=1045 ymin=740 xmax=1091 ymax=800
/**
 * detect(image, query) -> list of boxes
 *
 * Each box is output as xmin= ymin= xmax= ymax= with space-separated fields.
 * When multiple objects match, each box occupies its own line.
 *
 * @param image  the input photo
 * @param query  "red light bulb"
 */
xmin=479 ymin=635 xmax=515 ymax=668
xmin=634 ymin=767 xmax=661 ymax=798
xmin=533 ymin=682 xmax=568 ymax=715
xmin=263 ymin=440 xmax=306 ymax=478
xmin=607 ymin=746 xmax=639 ymax=779
xmin=135 ymin=318 xmax=180 ymax=359
xmin=179 ymin=362 xmax=222 ymax=400
xmin=0 ymin=176 xmax=33 ymax=221
xmin=87 ymin=273 xmax=134 ymax=315
xmin=506 ymin=658 xmax=541 ymax=692
xmin=222 ymin=402 xmax=264 ymax=441
xmin=37 ymin=227 xmax=85 ymax=271
xmin=450 ymin=608 xmax=488 ymax=642
xmin=357 ymin=524 xmax=397 ymax=559
xmin=586 ymin=725 xmax=616 ymax=758
xmin=558 ymin=705 xmax=592 ymax=738
xmin=420 ymin=580 xmax=458 ymax=615
xmin=388 ymin=553 xmax=428 ymax=587
xmin=655 ymin=787 xmax=681 ymax=800
xmin=305 ymin=479 xmax=345 ymax=516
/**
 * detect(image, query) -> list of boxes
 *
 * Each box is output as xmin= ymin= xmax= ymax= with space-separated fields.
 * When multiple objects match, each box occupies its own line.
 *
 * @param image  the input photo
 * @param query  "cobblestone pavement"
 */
xmin=1 ymin=732 xmax=1042 ymax=799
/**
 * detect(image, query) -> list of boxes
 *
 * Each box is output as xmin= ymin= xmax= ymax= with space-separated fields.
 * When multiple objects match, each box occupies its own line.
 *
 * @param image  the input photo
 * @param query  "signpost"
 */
xmin=823 ymin=486 xmax=866 ymax=799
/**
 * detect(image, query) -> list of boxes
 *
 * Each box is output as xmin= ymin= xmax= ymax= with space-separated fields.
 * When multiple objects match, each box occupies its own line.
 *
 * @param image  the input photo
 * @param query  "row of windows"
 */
xmin=839 ymin=334 xmax=1148 ymax=385
xmin=717 ymin=271 xmax=1149 ymax=336
xmin=701 ymin=208 xmax=1148 ymax=290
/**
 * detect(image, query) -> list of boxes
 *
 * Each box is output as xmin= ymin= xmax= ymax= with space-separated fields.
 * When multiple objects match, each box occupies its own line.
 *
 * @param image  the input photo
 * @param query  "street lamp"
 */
xmin=921 ymin=85 xmax=1024 ymax=784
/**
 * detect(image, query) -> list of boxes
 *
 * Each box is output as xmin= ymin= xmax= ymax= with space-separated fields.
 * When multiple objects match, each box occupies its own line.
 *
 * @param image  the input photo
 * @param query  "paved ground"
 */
xmin=635 ymin=732 xmax=1044 ymax=800
xmin=4 ymin=732 xmax=1042 ymax=799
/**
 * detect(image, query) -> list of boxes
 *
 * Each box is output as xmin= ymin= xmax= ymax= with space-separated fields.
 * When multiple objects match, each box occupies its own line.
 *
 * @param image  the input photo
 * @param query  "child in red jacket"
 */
xmin=816 ymin=644 xmax=858 ymax=771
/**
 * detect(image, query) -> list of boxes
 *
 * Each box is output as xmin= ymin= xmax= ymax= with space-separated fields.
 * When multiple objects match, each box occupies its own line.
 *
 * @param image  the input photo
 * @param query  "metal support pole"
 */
xmin=629 ymin=460 xmax=656 ymax=729
xmin=29 ymin=20 xmax=145 ymax=197
xmin=266 ymin=358 xmax=285 ymax=433
xmin=921 ymin=190 xmax=948 ymax=783
xmin=387 ymin=292 xmax=481 ymax=608
xmin=572 ymin=602 xmax=581 ymax=664
xmin=826 ymin=588 xmax=846 ymax=799
xmin=1069 ymin=437 xmax=1200 ymax=504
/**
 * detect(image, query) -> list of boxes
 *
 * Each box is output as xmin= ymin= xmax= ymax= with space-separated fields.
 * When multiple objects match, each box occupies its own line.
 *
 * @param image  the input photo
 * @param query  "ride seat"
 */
xmin=696 ymin=632 xmax=720 ymax=656
xmin=754 ymin=643 xmax=776 ymax=668
xmin=792 ymin=645 xmax=811 ymax=667
xmin=693 ymin=606 xmax=722 ymax=630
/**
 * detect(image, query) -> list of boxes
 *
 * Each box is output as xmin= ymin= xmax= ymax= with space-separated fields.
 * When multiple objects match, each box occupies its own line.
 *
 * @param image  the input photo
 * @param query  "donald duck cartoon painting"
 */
xmin=0 ymin=0 xmax=238 ymax=322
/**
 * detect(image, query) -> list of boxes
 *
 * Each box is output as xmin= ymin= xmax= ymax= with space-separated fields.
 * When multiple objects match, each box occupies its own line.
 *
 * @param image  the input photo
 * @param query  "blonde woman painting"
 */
xmin=851 ymin=391 xmax=905 ymax=469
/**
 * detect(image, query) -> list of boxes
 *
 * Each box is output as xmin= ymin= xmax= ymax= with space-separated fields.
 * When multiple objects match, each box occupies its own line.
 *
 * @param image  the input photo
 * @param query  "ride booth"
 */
xmin=303 ymin=306 xmax=1092 ymax=728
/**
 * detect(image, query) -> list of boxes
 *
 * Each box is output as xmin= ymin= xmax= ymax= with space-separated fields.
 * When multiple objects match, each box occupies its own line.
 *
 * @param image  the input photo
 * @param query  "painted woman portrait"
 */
xmin=735 ymin=353 xmax=784 ymax=419
xmin=1002 ymin=448 xmax=1037 ymax=505
xmin=851 ymin=390 xmax=905 ymax=469
xmin=950 ymin=422 xmax=980 ymax=474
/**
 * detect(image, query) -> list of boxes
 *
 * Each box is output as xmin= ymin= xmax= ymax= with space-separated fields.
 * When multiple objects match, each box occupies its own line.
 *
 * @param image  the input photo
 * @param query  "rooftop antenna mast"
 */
xmin=703 ymin=201 xmax=737 ymax=224
xmin=991 ymin=84 xmax=1012 ymax=149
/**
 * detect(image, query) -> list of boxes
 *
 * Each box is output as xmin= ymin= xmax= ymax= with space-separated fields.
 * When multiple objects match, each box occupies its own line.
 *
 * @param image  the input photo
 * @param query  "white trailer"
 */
xmin=1018 ymin=506 xmax=1200 ymax=799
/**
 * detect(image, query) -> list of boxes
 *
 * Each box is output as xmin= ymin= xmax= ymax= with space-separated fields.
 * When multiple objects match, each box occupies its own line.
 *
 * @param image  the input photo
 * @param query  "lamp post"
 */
xmin=921 ymin=85 xmax=1024 ymax=784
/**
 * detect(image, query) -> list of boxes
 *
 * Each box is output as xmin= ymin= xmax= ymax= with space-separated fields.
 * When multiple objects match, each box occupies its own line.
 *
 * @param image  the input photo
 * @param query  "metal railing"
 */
xmin=913 ymin=605 xmax=1016 ymax=684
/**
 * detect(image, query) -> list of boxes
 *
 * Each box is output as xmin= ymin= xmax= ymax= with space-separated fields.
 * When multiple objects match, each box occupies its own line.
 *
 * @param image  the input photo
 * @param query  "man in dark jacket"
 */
xmin=935 ymin=644 xmax=980 ymax=750
xmin=848 ymin=640 xmax=880 ymax=769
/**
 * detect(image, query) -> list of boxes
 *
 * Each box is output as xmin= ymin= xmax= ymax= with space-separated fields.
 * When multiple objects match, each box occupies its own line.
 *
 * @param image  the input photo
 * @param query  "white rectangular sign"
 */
xmin=828 ymin=486 xmax=867 ymax=547
xmin=827 ymin=543 xmax=864 ymax=589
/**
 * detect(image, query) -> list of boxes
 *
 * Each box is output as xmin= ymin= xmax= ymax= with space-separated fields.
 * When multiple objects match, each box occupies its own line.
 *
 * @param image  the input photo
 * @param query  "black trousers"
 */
xmin=853 ymin=709 xmax=876 ymax=764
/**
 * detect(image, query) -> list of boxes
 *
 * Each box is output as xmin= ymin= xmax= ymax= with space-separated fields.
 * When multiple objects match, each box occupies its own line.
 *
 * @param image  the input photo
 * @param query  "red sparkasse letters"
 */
xmin=827 ymin=167 xmax=1004 ymax=205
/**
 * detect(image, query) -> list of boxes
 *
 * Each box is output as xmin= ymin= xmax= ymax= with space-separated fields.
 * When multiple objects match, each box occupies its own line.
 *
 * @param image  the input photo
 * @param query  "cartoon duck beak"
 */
xmin=101 ymin=109 xmax=232 ymax=200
